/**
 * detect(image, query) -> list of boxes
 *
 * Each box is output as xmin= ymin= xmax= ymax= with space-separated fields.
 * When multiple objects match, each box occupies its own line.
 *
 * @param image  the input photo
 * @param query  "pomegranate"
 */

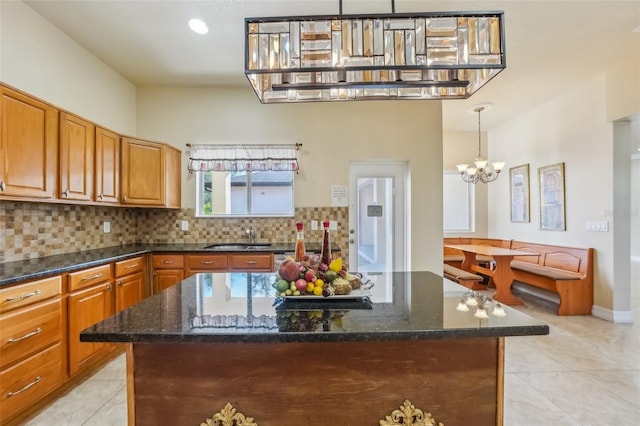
xmin=278 ymin=259 xmax=301 ymax=281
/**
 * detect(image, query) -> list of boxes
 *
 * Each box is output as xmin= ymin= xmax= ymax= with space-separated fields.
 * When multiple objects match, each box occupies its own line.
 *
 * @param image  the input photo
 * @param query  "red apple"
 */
xmin=304 ymin=269 xmax=316 ymax=282
xmin=295 ymin=279 xmax=308 ymax=292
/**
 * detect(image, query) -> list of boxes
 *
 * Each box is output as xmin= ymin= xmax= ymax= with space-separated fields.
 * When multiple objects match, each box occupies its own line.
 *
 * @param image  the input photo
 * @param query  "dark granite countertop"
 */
xmin=81 ymin=271 xmax=549 ymax=344
xmin=0 ymin=242 xmax=340 ymax=287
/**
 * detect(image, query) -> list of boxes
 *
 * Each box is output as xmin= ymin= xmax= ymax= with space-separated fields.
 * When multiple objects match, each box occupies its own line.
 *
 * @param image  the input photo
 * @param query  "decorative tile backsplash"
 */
xmin=0 ymin=202 xmax=349 ymax=264
xmin=0 ymin=201 xmax=138 ymax=263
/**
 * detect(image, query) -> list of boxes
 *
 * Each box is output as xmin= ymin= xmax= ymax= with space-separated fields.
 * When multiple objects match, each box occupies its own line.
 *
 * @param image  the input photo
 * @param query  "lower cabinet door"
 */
xmin=68 ymin=283 xmax=114 ymax=376
xmin=116 ymin=272 xmax=143 ymax=312
xmin=0 ymin=343 xmax=63 ymax=422
xmin=153 ymin=269 xmax=184 ymax=294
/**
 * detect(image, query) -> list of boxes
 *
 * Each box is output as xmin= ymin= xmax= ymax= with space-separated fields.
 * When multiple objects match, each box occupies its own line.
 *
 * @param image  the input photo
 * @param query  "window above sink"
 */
xmin=196 ymin=170 xmax=294 ymax=217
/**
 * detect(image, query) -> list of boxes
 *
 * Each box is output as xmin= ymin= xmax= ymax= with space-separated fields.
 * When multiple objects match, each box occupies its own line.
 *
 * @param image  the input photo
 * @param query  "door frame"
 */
xmin=348 ymin=160 xmax=408 ymax=273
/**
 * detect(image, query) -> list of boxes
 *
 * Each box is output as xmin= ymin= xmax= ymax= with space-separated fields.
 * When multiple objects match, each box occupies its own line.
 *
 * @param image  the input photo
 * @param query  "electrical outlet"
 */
xmin=181 ymin=220 xmax=189 ymax=231
xmin=311 ymin=220 xmax=318 ymax=230
xmin=103 ymin=221 xmax=111 ymax=234
xmin=329 ymin=220 xmax=338 ymax=231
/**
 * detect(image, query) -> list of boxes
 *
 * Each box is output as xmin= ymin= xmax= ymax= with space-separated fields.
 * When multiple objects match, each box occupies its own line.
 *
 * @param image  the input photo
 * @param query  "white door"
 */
xmin=348 ymin=161 xmax=406 ymax=274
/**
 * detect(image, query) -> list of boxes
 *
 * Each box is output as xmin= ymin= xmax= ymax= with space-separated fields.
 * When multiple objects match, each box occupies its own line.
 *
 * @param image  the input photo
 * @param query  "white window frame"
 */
xmin=195 ymin=170 xmax=295 ymax=218
xmin=443 ymin=171 xmax=475 ymax=232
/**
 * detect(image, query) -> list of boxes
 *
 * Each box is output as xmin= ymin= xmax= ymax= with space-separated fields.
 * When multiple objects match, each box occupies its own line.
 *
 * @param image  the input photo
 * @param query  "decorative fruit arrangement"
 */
xmin=275 ymin=310 xmax=348 ymax=332
xmin=275 ymin=255 xmax=362 ymax=297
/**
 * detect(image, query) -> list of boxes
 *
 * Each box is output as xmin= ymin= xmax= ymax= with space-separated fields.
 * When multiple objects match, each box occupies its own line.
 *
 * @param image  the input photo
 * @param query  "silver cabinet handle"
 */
xmin=106 ymin=283 xmax=112 ymax=292
xmin=6 ymin=290 xmax=41 ymax=302
xmin=244 ymin=260 xmax=258 ymax=264
xmin=7 ymin=376 xmax=41 ymax=397
xmin=118 ymin=280 xmax=123 ymax=287
xmin=62 ymin=188 xmax=69 ymax=197
xmin=7 ymin=328 xmax=42 ymax=344
xmin=0 ymin=181 xmax=5 ymax=191
xmin=98 ymin=193 xmax=103 ymax=200
xmin=81 ymin=273 xmax=103 ymax=281
xmin=124 ymin=264 xmax=138 ymax=269
xmin=160 ymin=260 xmax=175 ymax=264
xmin=200 ymin=261 xmax=214 ymax=264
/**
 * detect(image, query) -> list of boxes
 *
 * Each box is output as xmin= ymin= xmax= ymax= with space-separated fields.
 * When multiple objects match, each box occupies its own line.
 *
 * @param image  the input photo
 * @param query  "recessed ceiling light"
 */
xmin=189 ymin=18 xmax=208 ymax=35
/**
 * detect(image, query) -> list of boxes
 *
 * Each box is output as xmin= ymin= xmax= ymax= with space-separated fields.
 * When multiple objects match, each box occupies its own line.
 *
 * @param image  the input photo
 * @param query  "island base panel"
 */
xmin=130 ymin=338 xmax=503 ymax=426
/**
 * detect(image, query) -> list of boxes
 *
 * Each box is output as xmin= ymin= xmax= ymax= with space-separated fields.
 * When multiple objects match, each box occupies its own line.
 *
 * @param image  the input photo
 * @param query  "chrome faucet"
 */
xmin=245 ymin=226 xmax=256 ymax=244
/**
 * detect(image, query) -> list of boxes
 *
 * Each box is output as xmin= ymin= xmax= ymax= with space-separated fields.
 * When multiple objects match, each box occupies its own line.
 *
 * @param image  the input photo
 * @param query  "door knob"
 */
xmin=349 ymin=229 xmax=355 ymax=234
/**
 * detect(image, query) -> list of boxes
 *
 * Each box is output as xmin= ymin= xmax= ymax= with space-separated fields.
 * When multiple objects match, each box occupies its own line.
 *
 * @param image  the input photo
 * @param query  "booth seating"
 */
xmin=509 ymin=241 xmax=594 ymax=316
xmin=443 ymin=263 xmax=484 ymax=290
xmin=443 ymin=238 xmax=594 ymax=316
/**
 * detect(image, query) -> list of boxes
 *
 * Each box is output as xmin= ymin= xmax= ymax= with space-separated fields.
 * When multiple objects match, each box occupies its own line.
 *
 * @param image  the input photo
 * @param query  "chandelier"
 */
xmin=456 ymin=290 xmax=506 ymax=319
xmin=456 ymin=104 xmax=505 ymax=184
xmin=244 ymin=1 xmax=505 ymax=103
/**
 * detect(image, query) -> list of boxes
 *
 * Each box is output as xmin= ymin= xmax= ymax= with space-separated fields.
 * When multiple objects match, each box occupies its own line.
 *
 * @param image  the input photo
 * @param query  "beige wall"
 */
xmin=606 ymin=56 xmax=640 ymax=122
xmin=0 ymin=1 xmax=136 ymax=134
xmin=136 ymin=86 xmax=444 ymax=272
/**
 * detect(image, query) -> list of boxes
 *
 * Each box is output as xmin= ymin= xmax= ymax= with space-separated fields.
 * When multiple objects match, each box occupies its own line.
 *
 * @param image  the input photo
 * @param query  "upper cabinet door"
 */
xmin=95 ymin=127 xmax=120 ymax=204
xmin=121 ymin=137 xmax=165 ymax=205
xmin=59 ymin=112 xmax=94 ymax=201
xmin=0 ymin=86 xmax=58 ymax=199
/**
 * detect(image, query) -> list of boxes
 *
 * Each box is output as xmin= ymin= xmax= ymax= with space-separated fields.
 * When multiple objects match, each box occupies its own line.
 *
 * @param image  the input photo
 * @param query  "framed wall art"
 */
xmin=509 ymin=164 xmax=530 ymax=223
xmin=538 ymin=162 xmax=566 ymax=231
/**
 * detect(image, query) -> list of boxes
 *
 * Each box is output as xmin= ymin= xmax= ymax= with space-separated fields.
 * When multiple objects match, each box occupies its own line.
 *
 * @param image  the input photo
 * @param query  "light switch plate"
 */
xmin=329 ymin=220 xmax=338 ymax=230
xmin=585 ymin=220 xmax=608 ymax=232
xmin=103 ymin=221 xmax=111 ymax=234
xmin=311 ymin=220 xmax=318 ymax=230
xmin=181 ymin=220 xmax=189 ymax=231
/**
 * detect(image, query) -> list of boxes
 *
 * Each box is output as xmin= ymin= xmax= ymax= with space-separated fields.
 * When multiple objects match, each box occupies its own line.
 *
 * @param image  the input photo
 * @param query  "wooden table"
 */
xmin=444 ymin=244 xmax=538 ymax=306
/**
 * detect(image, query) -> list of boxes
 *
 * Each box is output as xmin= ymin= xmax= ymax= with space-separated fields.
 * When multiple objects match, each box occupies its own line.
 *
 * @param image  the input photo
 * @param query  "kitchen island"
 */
xmin=81 ymin=271 xmax=548 ymax=426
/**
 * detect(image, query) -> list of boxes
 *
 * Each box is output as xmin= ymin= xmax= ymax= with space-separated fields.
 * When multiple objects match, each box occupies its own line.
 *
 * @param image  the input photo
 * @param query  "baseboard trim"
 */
xmin=591 ymin=305 xmax=634 ymax=323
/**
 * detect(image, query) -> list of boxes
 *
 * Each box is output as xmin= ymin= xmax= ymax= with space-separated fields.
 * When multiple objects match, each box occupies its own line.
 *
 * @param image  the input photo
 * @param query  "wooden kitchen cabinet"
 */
xmin=94 ymin=126 xmax=120 ymax=204
xmin=67 ymin=265 xmax=115 ymax=376
xmin=121 ymin=137 xmax=165 ymax=206
xmin=185 ymin=254 xmax=228 ymax=277
xmin=165 ymin=144 xmax=181 ymax=209
xmin=0 ymin=85 xmax=58 ymax=200
xmin=228 ymin=253 xmax=274 ymax=272
xmin=0 ymin=275 xmax=64 ymax=424
xmin=114 ymin=256 xmax=145 ymax=312
xmin=59 ymin=111 xmax=94 ymax=201
xmin=152 ymin=254 xmax=184 ymax=294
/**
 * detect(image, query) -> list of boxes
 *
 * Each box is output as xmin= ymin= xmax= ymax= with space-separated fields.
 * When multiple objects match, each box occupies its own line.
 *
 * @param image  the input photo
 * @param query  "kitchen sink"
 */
xmin=203 ymin=243 xmax=272 ymax=250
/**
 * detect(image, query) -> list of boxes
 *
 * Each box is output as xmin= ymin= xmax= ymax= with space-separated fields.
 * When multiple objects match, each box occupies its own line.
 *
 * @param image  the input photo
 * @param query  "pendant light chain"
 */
xmin=477 ymin=107 xmax=483 ymax=157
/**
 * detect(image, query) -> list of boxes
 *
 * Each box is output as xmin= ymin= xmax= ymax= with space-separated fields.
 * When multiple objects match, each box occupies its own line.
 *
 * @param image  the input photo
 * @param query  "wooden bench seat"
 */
xmin=443 ymin=264 xmax=484 ymax=290
xmin=443 ymin=237 xmax=594 ymax=316
xmin=509 ymin=241 xmax=593 ymax=316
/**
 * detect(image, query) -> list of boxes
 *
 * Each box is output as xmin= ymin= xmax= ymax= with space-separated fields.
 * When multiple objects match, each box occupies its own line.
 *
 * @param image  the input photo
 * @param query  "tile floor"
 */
xmin=22 ymin=263 xmax=640 ymax=426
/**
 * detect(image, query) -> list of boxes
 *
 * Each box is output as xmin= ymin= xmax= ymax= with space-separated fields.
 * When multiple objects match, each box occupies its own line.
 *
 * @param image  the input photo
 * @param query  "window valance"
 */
xmin=187 ymin=144 xmax=300 ymax=172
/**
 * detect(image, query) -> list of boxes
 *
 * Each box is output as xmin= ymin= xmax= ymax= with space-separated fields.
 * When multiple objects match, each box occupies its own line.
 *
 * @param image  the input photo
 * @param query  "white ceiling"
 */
xmin=24 ymin=0 xmax=640 ymax=135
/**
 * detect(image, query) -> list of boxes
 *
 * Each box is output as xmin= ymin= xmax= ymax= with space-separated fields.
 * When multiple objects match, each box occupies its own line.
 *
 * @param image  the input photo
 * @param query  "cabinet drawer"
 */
xmin=115 ymin=256 xmax=144 ymax=277
xmin=186 ymin=254 xmax=228 ymax=271
xmin=68 ymin=264 xmax=112 ymax=292
xmin=0 ymin=298 xmax=62 ymax=369
xmin=229 ymin=254 xmax=273 ymax=271
xmin=0 ymin=342 xmax=63 ymax=422
xmin=0 ymin=276 xmax=61 ymax=314
xmin=152 ymin=254 xmax=184 ymax=269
